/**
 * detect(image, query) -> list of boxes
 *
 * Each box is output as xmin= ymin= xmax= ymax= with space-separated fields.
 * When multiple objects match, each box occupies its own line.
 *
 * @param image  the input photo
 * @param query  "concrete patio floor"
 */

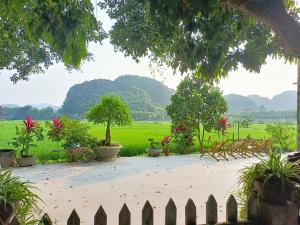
xmin=12 ymin=154 xmax=259 ymax=225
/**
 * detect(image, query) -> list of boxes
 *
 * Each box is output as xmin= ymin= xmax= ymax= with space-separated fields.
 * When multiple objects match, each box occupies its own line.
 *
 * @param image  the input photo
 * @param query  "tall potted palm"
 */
xmin=87 ymin=95 xmax=132 ymax=160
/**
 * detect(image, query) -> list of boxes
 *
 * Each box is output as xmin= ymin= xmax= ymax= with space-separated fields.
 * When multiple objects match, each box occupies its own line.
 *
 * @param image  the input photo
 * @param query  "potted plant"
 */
xmin=237 ymin=150 xmax=300 ymax=206
xmin=161 ymin=136 xmax=172 ymax=156
xmin=0 ymin=170 xmax=40 ymax=225
xmin=147 ymin=138 xmax=161 ymax=157
xmin=87 ymin=95 xmax=132 ymax=161
xmin=60 ymin=117 xmax=91 ymax=162
xmin=9 ymin=117 xmax=44 ymax=167
xmin=0 ymin=149 xmax=17 ymax=168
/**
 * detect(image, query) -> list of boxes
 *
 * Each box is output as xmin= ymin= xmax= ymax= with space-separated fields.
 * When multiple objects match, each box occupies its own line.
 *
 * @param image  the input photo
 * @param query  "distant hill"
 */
xmin=225 ymin=90 xmax=297 ymax=112
xmin=59 ymin=75 xmax=174 ymax=120
xmin=224 ymin=94 xmax=257 ymax=112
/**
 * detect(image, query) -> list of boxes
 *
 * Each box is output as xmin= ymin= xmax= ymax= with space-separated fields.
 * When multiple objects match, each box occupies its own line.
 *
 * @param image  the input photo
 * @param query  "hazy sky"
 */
xmin=0 ymin=8 xmax=298 ymax=106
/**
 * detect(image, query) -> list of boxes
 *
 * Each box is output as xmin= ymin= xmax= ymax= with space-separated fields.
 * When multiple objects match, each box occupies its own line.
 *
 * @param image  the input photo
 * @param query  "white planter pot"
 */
xmin=17 ymin=157 xmax=35 ymax=167
xmin=147 ymin=149 xmax=161 ymax=157
xmin=93 ymin=146 xmax=121 ymax=161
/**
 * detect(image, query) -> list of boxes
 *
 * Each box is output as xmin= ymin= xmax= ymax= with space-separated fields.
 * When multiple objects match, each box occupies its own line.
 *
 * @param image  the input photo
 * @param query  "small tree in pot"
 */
xmin=87 ymin=95 xmax=132 ymax=160
xmin=9 ymin=117 xmax=44 ymax=167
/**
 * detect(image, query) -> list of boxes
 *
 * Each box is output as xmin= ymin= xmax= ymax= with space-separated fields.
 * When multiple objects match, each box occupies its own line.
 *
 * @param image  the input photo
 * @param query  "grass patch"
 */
xmin=0 ymin=121 xmax=295 ymax=163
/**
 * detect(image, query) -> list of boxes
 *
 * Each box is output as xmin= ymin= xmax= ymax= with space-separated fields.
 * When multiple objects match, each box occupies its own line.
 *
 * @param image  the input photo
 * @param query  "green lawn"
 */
xmin=0 ymin=120 xmax=295 ymax=163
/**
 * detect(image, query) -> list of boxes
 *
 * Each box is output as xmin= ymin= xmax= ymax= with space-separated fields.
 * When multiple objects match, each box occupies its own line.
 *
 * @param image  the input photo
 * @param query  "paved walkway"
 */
xmin=13 ymin=155 xmax=259 ymax=225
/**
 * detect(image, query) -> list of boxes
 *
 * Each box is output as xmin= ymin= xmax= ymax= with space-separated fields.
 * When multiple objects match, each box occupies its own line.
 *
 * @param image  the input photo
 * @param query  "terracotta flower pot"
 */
xmin=163 ymin=148 xmax=170 ymax=156
xmin=254 ymin=180 xmax=294 ymax=205
xmin=93 ymin=146 xmax=121 ymax=161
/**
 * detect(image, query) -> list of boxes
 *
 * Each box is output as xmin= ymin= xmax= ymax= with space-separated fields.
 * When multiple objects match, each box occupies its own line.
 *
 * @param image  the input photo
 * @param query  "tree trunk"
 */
xmin=105 ymin=121 xmax=111 ymax=146
xmin=221 ymin=0 xmax=300 ymax=58
xmin=200 ymin=128 xmax=205 ymax=151
xmin=297 ymin=61 xmax=300 ymax=151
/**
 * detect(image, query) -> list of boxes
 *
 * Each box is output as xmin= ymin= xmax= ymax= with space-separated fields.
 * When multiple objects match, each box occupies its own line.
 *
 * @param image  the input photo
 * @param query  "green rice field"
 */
xmin=0 ymin=120 xmax=295 ymax=163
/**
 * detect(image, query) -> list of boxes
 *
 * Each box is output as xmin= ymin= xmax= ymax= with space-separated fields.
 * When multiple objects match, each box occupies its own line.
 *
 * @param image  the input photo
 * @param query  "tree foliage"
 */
xmin=100 ymin=0 xmax=299 ymax=80
xmin=0 ymin=1 xmax=106 ymax=82
xmin=166 ymin=76 xmax=228 ymax=149
xmin=87 ymin=95 xmax=132 ymax=145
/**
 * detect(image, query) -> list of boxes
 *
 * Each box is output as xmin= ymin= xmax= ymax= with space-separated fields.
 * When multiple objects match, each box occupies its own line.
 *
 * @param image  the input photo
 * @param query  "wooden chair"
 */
xmin=200 ymin=141 xmax=228 ymax=161
xmin=238 ymin=139 xmax=255 ymax=157
xmin=226 ymin=140 xmax=247 ymax=159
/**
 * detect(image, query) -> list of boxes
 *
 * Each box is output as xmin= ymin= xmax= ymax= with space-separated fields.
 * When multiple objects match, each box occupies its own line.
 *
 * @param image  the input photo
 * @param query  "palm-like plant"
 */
xmin=237 ymin=151 xmax=300 ymax=218
xmin=0 ymin=170 xmax=41 ymax=225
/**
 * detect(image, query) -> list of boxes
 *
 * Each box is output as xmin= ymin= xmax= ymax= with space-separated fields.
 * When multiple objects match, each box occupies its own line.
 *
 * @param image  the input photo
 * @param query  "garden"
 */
xmin=0 ymin=80 xmax=297 ymax=167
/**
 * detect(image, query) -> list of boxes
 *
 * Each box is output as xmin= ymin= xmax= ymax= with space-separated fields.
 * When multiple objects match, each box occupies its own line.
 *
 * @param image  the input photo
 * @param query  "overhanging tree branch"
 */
xmin=222 ymin=0 xmax=300 ymax=58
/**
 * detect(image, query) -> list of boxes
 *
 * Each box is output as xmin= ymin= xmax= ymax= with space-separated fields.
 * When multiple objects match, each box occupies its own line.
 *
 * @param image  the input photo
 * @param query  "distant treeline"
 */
xmin=0 ymin=105 xmax=170 ymax=121
xmin=1 ymin=105 xmax=296 ymax=123
xmin=1 ymin=106 xmax=57 ymax=120
xmin=227 ymin=109 xmax=296 ymax=124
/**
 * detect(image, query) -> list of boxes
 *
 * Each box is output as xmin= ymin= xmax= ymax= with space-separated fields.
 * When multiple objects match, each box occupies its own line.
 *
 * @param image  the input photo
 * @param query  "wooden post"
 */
xmin=94 ymin=206 xmax=107 ymax=225
xmin=165 ymin=198 xmax=176 ymax=225
xmin=226 ymin=195 xmax=237 ymax=223
xmin=297 ymin=61 xmax=300 ymax=151
xmin=185 ymin=199 xmax=196 ymax=225
xmin=206 ymin=195 xmax=217 ymax=224
xmin=119 ymin=204 xmax=131 ymax=225
xmin=142 ymin=201 xmax=153 ymax=225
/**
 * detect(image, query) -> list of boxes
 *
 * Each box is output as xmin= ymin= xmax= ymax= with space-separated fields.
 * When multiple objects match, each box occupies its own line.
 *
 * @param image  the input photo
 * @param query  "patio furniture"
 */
xmin=200 ymin=141 xmax=228 ymax=161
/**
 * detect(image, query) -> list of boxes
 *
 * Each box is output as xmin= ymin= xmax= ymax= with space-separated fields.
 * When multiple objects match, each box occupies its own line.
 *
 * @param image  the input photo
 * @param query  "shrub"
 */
xmin=265 ymin=123 xmax=295 ymax=151
xmin=60 ymin=116 xmax=91 ymax=147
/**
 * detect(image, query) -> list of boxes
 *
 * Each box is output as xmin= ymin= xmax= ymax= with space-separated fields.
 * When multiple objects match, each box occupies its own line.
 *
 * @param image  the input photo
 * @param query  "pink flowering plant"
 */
xmin=9 ymin=117 xmax=44 ymax=158
xmin=47 ymin=118 xmax=64 ymax=149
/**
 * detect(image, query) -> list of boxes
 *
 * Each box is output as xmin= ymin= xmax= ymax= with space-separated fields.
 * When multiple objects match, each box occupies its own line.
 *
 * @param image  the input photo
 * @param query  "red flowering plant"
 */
xmin=216 ymin=116 xmax=230 ymax=139
xmin=9 ymin=117 xmax=44 ymax=158
xmin=47 ymin=118 xmax=64 ymax=149
xmin=161 ymin=136 xmax=172 ymax=149
xmin=171 ymin=122 xmax=194 ymax=154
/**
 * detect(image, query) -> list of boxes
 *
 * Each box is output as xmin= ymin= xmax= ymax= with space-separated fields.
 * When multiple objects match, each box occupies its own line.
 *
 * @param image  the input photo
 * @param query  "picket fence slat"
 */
xmin=247 ymin=195 xmax=257 ymax=221
xmin=185 ymin=199 xmax=196 ymax=225
xmin=31 ymin=194 xmax=259 ymax=225
xmin=226 ymin=195 xmax=238 ymax=223
xmin=119 ymin=204 xmax=131 ymax=225
xmin=40 ymin=213 xmax=52 ymax=225
xmin=142 ymin=201 xmax=153 ymax=225
xmin=165 ymin=198 xmax=176 ymax=225
xmin=94 ymin=206 xmax=107 ymax=225
xmin=67 ymin=209 xmax=80 ymax=225
xmin=206 ymin=195 xmax=217 ymax=224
